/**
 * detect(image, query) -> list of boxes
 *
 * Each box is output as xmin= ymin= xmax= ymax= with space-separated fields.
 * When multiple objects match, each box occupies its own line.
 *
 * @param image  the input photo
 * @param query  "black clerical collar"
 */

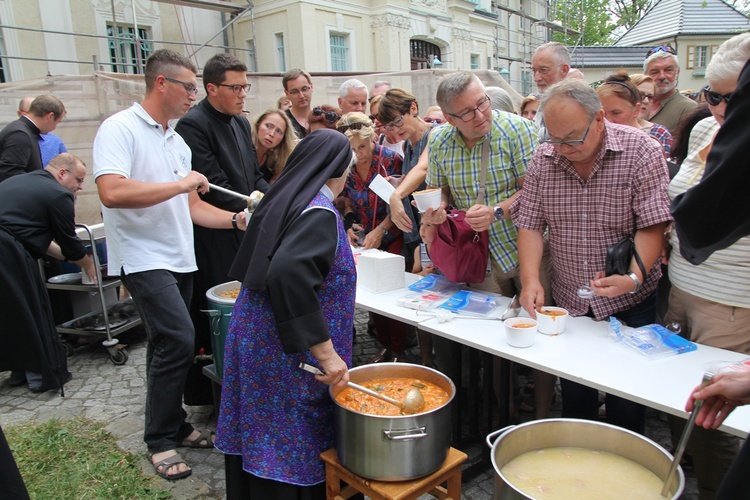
xmin=201 ymin=98 xmax=234 ymax=124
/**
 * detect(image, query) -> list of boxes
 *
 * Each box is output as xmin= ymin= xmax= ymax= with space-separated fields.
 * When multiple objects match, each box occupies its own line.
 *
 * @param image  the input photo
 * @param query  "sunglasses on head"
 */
xmin=646 ymin=45 xmax=676 ymax=58
xmin=312 ymin=107 xmax=340 ymax=123
xmin=702 ymin=86 xmax=733 ymax=106
xmin=336 ymin=122 xmax=370 ymax=134
xmin=423 ymin=116 xmax=444 ymax=124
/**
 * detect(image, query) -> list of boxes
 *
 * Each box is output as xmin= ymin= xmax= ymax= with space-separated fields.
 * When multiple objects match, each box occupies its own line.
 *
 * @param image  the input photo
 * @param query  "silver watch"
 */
xmin=493 ymin=205 xmax=505 ymax=222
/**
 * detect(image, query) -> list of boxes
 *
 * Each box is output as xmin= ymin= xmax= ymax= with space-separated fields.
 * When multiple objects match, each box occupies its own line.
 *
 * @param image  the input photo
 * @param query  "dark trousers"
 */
xmin=717 ymin=435 xmax=750 ymax=500
xmin=122 ymin=269 xmax=196 ymax=453
xmin=560 ymin=291 xmax=658 ymax=434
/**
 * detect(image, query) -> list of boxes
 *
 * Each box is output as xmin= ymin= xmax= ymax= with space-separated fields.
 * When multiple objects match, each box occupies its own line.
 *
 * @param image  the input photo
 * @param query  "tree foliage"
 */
xmin=550 ymin=0 xmax=619 ymax=46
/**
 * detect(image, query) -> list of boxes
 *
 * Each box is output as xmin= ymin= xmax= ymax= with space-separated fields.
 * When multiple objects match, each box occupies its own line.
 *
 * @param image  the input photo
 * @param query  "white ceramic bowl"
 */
xmin=504 ymin=318 xmax=538 ymax=348
xmin=536 ymin=306 xmax=569 ymax=335
xmin=412 ymin=188 xmax=442 ymax=213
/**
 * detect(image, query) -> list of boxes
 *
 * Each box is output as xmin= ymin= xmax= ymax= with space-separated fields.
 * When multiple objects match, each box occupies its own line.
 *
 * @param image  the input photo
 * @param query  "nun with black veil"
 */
xmin=216 ymin=129 xmax=358 ymax=500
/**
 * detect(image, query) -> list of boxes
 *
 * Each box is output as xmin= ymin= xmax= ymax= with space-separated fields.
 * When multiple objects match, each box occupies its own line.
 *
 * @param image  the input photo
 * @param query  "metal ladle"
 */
xmin=299 ymin=362 xmax=425 ymax=414
xmin=660 ymin=371 xmax=713 ymax=497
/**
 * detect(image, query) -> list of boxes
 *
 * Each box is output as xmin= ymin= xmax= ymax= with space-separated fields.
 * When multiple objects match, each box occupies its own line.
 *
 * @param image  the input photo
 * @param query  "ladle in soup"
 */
xmin=299 ymin=362 xmax=425 ymax=414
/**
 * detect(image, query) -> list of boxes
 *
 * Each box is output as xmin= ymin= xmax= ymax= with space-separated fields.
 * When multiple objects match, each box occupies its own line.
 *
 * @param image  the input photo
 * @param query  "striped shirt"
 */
xmin=512 ymin=121 xmax=673 ymax=319
xmin=426 ymin=109 xmax=537 ymax=272
xmin=668 ymin=116 xmax=750 ymax=308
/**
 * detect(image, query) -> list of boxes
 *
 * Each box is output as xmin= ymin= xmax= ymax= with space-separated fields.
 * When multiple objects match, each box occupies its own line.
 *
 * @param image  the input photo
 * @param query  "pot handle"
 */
xmin=201 ymin=309 xmax=222 ymax=336
xmin=383 ymin=426 xmax=427 ymax=441
xmin=485 ymin=425 xmax=515 ymax=448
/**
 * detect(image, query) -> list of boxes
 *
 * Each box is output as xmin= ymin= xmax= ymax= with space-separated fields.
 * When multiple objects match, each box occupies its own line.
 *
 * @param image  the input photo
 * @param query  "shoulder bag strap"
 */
xmin=475 ymin=138 xmax=490 ymax=206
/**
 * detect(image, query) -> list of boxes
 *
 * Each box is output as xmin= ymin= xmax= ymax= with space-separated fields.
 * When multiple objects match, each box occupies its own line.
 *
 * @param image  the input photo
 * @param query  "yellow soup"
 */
xmin=500 ymin=447 xmax=665 ymax=499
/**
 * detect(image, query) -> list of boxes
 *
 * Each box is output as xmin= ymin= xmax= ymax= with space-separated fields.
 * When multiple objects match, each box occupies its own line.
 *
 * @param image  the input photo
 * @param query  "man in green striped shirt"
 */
xmin=423 ymin=72 xmax=544 ymax=297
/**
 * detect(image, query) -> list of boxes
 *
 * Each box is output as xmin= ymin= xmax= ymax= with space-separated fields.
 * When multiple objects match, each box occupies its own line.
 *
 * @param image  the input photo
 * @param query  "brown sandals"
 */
xmin=147 ymin=451 xmax=192 ymax=481
xmin=180 ymin=428 xmax=214 ymax=449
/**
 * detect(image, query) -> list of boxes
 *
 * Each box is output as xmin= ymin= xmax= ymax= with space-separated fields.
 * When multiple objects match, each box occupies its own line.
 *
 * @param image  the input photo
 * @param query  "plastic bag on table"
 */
xmin=407 ymin=274 xmax=462 ymax=296
xmin=396 ymin=292 xmax=451 ymax=311
xmin=609 ymin=318 xmax=697 ymax=359
xmin=438 ymin=290 xmax=497 ymax=318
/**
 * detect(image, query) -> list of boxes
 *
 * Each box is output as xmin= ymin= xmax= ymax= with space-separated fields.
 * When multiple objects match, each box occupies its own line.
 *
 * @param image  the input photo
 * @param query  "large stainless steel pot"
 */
xmin=331 ymin=362 xmax=455 ymax=480
xmin=486 ymin=418 xmax=684 ymax=499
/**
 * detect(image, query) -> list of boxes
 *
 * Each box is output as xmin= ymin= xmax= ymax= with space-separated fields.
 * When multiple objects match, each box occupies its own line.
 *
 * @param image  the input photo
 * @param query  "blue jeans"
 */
xmin=122 ymin=269 xmax=196 ymax=453
xmin=560 ymin=291 xmax=658 ymax=434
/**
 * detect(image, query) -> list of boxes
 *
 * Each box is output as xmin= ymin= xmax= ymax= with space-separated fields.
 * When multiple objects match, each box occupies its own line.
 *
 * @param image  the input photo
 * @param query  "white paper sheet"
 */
xmin=368 ymin=174 xmax=395 ymax=205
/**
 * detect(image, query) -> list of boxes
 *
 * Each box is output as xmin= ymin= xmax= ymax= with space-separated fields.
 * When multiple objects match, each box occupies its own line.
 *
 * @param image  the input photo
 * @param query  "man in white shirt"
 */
xmin=93 ymin=49 xmax=247 ymax=481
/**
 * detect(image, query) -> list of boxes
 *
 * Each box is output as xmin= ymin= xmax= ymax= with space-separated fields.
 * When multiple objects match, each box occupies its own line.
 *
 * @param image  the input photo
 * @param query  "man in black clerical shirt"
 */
xmin=175 ymin=53 xmax=269 ymax=405
xmin=0 ymin=95 xmax=65 ymax=183
xmin=0 ymin=153 xmax=95 ymax=393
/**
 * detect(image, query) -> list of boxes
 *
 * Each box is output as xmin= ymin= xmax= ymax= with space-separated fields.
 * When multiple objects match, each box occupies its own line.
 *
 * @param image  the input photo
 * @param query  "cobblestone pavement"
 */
xmin=1 ymin=307 xmax=699 ymax=499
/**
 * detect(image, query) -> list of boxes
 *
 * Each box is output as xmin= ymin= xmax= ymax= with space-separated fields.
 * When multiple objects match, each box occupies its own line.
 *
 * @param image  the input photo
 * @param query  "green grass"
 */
xmin=4 ymin=417 xmax=171 ymax=499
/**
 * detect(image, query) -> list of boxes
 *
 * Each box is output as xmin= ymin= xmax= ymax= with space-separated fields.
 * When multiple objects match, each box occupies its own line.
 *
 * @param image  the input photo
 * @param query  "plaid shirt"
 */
xmin=511 ymin=121 xmax=672 ymax=319
xmin=426 ymin=110 xmax=537 ymax=272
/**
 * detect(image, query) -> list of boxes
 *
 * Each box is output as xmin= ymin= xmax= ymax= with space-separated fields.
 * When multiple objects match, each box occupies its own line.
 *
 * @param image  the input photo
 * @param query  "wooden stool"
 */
xmin=321 ymin=447 xmax=467 ymax=500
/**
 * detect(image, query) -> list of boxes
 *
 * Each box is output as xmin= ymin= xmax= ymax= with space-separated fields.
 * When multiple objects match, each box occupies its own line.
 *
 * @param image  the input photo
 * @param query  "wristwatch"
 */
xmin=381 ymin=227 xmax=389 ymax=236
xmin=626 ymin=272 xmax=641 ymax=294
xmin=231 ymin=213 xmax=239 ymax=230
xmin=493 ymin=205 xmax=505 ymax=222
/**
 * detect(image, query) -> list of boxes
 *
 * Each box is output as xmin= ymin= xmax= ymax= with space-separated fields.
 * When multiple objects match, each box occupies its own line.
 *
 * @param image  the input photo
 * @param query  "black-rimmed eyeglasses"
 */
xmin=384 ymin=115 xmax=405 ymax=132
xmin=313 ymin=107 xmax=340 ymax=123
xmin=702 ymin=86 xmax=733 ymax=106
xmin=446 ymin=94 xmax=491 ymax=123
xmin=217 ymin=83 xmax=251 ymax=95
xmin=541 ymin=114 xmax=596 ymax=147
xmin=164 ymin=77 xmax=198 ymax=95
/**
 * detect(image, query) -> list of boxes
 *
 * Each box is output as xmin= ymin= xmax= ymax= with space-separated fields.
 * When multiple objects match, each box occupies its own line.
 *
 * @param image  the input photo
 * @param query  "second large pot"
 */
xmin=486 ymin=418 xmax=684 ymax=499
xmin=331 ymin=363 xmax=455 ymax=480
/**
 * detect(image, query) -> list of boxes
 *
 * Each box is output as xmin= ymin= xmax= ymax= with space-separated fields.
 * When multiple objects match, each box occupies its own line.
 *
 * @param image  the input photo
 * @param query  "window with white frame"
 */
xmin=695 ymin=46 xmax=708 ymax=68
xmin=330 ymin=33 xmax=349 ymax=72
xmin=246 ymin=39 xmax=257 ymax=72
xmin=107 ymin=24 xmax=153 ymax=74
xmin=275 ymin=33 xmax=286 ymax=72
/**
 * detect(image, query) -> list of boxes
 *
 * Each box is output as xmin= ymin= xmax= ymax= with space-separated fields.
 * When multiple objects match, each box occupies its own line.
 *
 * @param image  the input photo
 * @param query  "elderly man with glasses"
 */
xmin=175 ymin=53 xmax=269 ymax=407
xmin=512 ymin=79 xmax=672 ymax=434
xmin=643 ymin=45 xmax=697 ymax=134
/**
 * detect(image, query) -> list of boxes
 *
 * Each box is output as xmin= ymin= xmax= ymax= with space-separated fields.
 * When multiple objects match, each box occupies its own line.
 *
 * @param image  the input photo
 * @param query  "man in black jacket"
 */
xmin=0 ymin=153 xmax=95 ymax=393
xmin=175 ymin=53 xmax=269 ymax=405
xmin=0 ymin=95 xmax=65 ymax=183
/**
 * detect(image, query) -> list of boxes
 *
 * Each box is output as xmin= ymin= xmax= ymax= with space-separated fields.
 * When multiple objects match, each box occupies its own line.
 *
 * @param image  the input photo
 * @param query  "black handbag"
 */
xmin=605 ymin=237 xmax=648 ymax=279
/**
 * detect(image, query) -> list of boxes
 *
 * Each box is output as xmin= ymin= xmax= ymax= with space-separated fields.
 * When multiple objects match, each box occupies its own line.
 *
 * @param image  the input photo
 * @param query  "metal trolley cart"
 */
xmin=43 ymin=223 xmax=141 ymax=365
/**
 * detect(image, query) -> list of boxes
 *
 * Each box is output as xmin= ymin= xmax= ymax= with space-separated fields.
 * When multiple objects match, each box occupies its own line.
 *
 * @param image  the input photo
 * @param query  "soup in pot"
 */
xmin=335 ymin=377 xmax=449 ymax=416
xmin=500 ymin=447 xmax=664 ymax=499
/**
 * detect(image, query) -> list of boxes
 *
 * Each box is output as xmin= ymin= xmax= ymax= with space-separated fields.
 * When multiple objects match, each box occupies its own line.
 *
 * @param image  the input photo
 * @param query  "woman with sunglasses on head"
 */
xmin=662 ymin=32 xmax=750 ymax=500
xmin=597 ymin=71 xmax=673 ymax=158
xmin=337 ymin=112 xmax=407 ymax=363
xmin=252 ymin=110 xmax=296 ymax=185
xmin=307 ymin=104 xmax=341 ymax=133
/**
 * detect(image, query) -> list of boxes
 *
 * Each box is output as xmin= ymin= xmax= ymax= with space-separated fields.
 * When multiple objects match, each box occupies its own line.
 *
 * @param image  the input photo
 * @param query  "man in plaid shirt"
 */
xmin=512 ymin=79 xmax=672 ymax=434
